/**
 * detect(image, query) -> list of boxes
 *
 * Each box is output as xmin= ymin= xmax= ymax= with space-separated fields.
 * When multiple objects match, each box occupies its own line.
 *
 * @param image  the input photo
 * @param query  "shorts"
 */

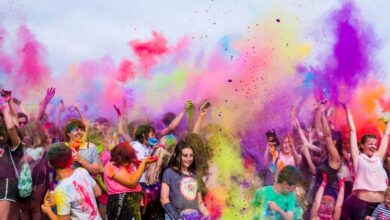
xmin=0 ymin=178 xmax=18 ymax=202
xmin=341 ymin=194 xmax=380 ymax=220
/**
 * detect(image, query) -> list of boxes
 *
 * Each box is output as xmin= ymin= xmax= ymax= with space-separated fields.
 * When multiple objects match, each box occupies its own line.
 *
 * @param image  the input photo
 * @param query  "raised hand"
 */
xmin=185 ymin=100 xmax=194 ymax=112
xmin=1 ymin=90 xmax=12 ymax=101
xmin=44 ymin=87 xmax=56 ymax=103
xmin=114 ymin=105 xmax=121 ymax=117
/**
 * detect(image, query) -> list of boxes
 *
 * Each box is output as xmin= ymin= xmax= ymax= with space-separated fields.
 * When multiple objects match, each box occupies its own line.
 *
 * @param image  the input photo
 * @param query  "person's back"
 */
xmin=55 ymin=167 xmax=100 ymax=220
xmin=41 ymin=142 xmax=102 ymax=220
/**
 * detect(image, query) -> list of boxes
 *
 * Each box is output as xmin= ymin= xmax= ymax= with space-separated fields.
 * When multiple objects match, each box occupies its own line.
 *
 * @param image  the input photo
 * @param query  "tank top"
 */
xmin=352 ymin=153 xmax=388 ymax=192
xmin=276 ymin=152 xmax=296 ymax=173
xmin=315 ymin=159 xmax=340 ymax=193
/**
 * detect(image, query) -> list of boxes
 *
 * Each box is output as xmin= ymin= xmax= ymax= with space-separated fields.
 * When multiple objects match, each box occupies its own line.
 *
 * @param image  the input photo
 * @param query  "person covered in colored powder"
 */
xmin=341 ymin=104 xmax=390 ymax=219
xmin=41 ymin=142 xmax=102 ymax=220
xmin=251 ymin=165 xmax=302 ymax=220
xmin=103 ymin=142 xmax=157 ymax=220
xmin=65 ymin=118 xmax=100 ymax=176
xmin=161 ymin=140 xmax=210 ymax=220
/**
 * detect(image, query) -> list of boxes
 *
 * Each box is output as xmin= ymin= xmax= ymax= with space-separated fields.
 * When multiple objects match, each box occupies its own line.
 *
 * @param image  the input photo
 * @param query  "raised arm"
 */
xmin=55 ymin=101 xmax=66 ymax=129
xmin=160 ymin=103 xmax=190 ymax=137
xmin=114 ymin=105 xmax=132 ymax=143
xmin=1 ymin=90 xmax=21 ymax=148
xmin=378 ymin=117 xmax=390 ymax=160
xmin=310 ymin=173 xmax=327 ymax=219
xmin=37 ymin=87 xmax=55 ymax=121
xmin=314 ymin=101 xmax=324 ymax=140
xmin=342 ymin=104 xmax=359 ymax=162
xmin=293 ymin=117 xmax=316 ymax=174
xmin=321 ymin=109 xmax=341 ymax=167
xmin=193 ymin=102 xmax=209 ymax=134
xmin=294 ymin=118 xmax=322 ymax=153
xmin=290 ymin=139 xmax=302 ymax=167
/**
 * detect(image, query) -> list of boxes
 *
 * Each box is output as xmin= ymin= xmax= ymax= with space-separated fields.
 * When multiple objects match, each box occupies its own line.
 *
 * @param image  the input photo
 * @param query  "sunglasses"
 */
xmin=19 ymin=121 xmax=28 ymax=125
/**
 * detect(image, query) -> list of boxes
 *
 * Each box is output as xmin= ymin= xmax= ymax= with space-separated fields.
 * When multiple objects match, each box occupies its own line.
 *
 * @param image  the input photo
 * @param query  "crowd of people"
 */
xmin=1 ymin=87 xmax=390 ymax=220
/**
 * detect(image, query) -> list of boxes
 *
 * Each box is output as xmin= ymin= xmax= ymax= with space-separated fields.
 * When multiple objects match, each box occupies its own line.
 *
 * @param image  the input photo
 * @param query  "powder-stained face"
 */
xmin=67 ymin=126 xmax=85 ymax=141
xmin=318 ymin=195 xmax=335 ymax=218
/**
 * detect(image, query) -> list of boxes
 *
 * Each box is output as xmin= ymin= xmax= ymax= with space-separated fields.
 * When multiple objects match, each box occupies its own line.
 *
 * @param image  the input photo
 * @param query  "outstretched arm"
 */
xmin=114 ymin=105 xmax=132 ymax=143
xmin=314 ymin=101 xmax=324 ymax=140
xmin=160 ymin=103 xmax=190 ymax=137
xmin=193 ymin=107 xmax=209 ymax=134
xmin=290 ymin=140 xmax=302 ymax=167
xmin=378 ymin=118 xmax=390 ymax=161
xmin=294 ymin=118 xmax=322 ymax=153
xmin=342 ymin=104 xmax=359 ymax=163
xmin=321 ymin=109 xmax=341 ymax=167
xmin=1 ymin=90 xmax=21 ymax=148
xmin=37 ymin=88 xmax=55 ymax=121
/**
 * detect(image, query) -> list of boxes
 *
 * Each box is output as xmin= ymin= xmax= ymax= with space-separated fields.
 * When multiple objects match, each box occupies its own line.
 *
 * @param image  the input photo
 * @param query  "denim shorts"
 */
xmin=0 ymin=178 xmax=18 ymax=202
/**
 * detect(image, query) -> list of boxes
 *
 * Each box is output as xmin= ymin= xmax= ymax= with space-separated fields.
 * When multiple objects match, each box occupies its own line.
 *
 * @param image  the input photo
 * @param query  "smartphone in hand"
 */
xmin=200 ymin=100 xmax=211 ymax=111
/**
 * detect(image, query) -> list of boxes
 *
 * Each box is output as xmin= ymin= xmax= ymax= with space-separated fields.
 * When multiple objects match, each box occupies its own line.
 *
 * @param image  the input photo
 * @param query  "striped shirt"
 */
xmin=372 ymin=203 xmax=390 ymax=220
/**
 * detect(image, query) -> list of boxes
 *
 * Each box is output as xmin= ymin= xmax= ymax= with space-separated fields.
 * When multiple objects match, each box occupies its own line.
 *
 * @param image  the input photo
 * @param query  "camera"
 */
xmin=266 ymin=129 xmax=280 ymax=146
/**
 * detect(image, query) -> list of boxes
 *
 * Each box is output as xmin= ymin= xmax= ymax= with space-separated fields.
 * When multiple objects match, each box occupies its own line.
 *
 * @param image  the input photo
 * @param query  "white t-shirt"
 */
xmin=131 ymin=141 xmax=151 ymax=183
xmin=54 ymin=168 xmax=101 ymax=220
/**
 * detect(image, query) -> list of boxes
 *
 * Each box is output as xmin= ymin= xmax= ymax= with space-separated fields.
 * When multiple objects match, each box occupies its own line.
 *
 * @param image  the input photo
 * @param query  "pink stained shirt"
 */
xmin=352 ymin=153 xmax=388 ymax=192
xmin=104 ymin=162 xmax=142 ymax=195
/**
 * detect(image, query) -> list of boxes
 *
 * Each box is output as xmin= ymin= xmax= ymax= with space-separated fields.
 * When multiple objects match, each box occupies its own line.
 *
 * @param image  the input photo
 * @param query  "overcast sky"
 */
xmin=0 ymin=0 xmax=389 ymax=79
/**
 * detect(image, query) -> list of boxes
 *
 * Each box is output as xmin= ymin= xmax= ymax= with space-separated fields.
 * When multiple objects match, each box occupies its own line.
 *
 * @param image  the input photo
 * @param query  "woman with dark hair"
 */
xmin=103 ymin=142 xmax=156 ymax=220
xmin=0 ymin=90 xmax=23 ymax=220
xmin=160 ymin=140 xmax=210 ymax=220
xmin=341 ymin=104 xmax=390 ymax=219
xmin=311 ymin=102 xmax=342 ymax=200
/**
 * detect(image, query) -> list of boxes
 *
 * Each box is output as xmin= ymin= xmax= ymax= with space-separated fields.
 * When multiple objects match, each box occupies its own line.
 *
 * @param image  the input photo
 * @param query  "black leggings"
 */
xmin=341 ymin=194 xmax=380 ymax=220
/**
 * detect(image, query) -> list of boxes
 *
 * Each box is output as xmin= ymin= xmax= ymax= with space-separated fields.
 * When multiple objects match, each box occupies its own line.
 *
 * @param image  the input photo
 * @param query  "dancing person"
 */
xmin=104 ymin=142 xmax=156 ymax=220
xmin=0 ymin=90 xmax=23 ymax=220
xmin=341 ymin=104 xmax=390 ymax=219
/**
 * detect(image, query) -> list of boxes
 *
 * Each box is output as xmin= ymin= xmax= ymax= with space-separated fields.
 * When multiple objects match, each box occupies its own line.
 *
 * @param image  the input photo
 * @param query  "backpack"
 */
xmin=9 ymin=147 xmax=33 ymax=198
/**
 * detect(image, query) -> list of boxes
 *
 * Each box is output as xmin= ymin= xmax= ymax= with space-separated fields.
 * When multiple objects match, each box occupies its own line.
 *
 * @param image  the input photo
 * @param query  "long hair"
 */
xmin=167 ymin=140 xmax=196 ymax=175
xmin=145 ymin=146 xmax=171 ymax=185
xmin=23 ymin=121 xmax=49 ymax=147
